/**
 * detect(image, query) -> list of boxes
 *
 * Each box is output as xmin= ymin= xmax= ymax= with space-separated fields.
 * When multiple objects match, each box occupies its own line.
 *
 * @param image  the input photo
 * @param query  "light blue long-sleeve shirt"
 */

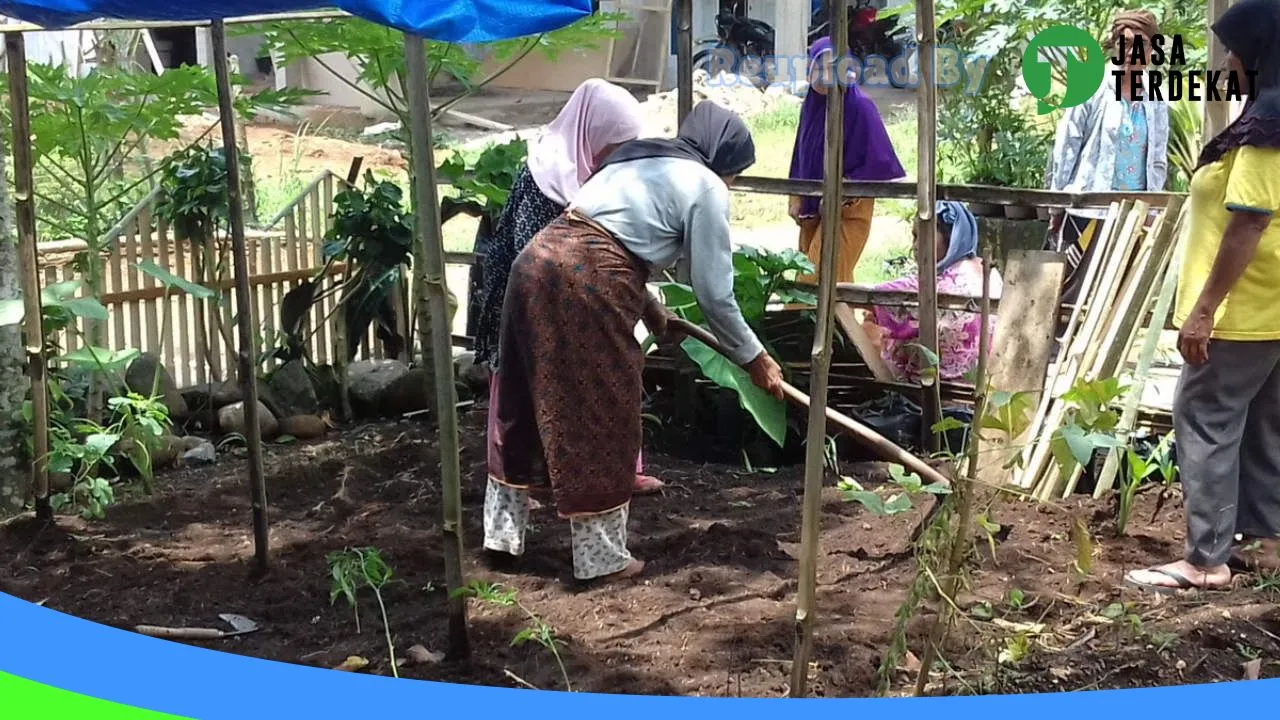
xmin=570 ymin=156 xmax=765 ymax=366
xmin=1045 ymin=80 xmax=1170 ymax=219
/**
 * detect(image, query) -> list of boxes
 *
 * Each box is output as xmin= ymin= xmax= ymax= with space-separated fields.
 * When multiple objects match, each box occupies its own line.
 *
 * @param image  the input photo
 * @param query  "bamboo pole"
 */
xmin=789 ymin=0 xmax=848 ymax=696
xmin=404 ymin=33 xmax=469 ymax=660
xmin=6 ymin=32 xmax=51 ymax=522
xmin=913 ymin=237 xmax=992 ymax=697
xmin=1092 ymin=201 xmax=1187 ymax=498
xmin=211 ymin=21 xmax=270 ymax=573
xmin=915 ymin=0 xmax=940 ymax=452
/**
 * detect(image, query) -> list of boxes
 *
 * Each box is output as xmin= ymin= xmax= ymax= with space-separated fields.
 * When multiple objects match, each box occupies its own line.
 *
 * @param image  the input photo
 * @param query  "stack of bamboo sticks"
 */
xmin=1014 ymin=198 xmax=1188 ymax=500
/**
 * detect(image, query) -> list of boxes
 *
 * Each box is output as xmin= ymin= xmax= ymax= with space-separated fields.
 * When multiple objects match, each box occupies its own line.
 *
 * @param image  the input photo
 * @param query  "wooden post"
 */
xmin=404 ymin=33 xmax=469 ymax=660
xmin=5 ymin=32 xmax=51 ymax=522
xmin=211 ymin=21 xmax=270 ymax=574
xmin=676 ymin=0 xmax=693 ymax=125
xmin=789 ymin=0 xmax=847 ymax=698
xmin=674 ymin=0 xmax=694 ymax=285
xmin=914 ymin=0 xmax=940 ymax=452
xmin=1204 ymin=0 xmax=1231 ymax=139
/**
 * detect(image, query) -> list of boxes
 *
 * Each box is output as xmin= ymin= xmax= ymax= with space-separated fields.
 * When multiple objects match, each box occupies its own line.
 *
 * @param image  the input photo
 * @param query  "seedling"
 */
xmin=328 ymin=547 xmax=400 ymax=678
xmin=455 ymin=580 xmax=572 ymax=691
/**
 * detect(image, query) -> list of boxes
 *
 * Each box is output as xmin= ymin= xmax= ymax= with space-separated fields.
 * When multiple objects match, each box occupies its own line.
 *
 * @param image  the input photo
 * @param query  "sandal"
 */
xmin=633 ymin=474 xmax=665 ymax=495
xmin=1124 ymin=567 xmax=1230 ymax=595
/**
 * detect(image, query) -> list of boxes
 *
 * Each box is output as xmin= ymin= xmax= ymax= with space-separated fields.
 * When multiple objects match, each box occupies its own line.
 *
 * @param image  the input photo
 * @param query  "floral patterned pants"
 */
xmin=482 ymin=477 xmax=633 ymax=580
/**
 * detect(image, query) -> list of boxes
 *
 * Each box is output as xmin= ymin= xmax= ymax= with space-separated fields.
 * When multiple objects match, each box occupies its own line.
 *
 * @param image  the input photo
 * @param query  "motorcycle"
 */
xmin=692 ymin=5 xmax=776 ymax=91
xmin=807 ymin=0 xmax=912 ymax=88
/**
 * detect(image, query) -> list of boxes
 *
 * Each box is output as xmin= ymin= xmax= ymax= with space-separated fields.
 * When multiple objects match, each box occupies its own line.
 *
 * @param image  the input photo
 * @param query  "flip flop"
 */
xmin=633 ymin=475 xmax=665 ymax=495
xmin=1123 ymin=567 xmax=1229 ymax=595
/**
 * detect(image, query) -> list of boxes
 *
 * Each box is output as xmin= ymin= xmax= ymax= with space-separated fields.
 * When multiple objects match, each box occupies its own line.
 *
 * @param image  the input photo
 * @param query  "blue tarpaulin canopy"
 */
xmin=0 ymin=0 xmax=593 ymax=43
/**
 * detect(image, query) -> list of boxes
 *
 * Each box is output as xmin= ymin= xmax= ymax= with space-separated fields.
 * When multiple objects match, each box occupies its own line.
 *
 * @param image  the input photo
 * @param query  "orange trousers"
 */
xmin=796 ymin=198 xmax=875 ymax=286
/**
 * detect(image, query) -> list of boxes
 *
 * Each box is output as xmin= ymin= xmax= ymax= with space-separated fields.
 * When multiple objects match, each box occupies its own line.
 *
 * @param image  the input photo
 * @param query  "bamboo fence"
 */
xmin=36 ymin=171 xmax=399 ymax=389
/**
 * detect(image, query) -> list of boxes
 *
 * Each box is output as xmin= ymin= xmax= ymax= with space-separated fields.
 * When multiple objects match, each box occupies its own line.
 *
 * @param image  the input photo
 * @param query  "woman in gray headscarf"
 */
xmin=484 ymin=101 xmax=784 ymax=584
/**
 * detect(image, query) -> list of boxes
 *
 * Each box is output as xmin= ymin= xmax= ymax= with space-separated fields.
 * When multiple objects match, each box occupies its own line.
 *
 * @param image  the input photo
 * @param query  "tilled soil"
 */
xmin=2 ymin=410 xmax=1277 ymax=696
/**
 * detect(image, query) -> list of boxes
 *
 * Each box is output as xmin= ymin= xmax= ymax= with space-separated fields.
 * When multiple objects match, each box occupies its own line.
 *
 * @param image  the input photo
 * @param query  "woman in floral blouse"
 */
xmin=861 ymin=201 xmax=1002 ymax=382
xmin=1044 ymin=10 xmax=1170 ymax=306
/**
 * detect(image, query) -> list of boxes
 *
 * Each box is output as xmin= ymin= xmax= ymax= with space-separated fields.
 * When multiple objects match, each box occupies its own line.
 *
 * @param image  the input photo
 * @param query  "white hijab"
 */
xmin=526 ymin=79 xmax=645 ymax=206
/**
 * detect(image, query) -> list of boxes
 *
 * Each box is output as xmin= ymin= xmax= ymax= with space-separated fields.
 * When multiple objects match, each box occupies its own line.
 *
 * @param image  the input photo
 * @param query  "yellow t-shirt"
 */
xmin=1174 ymin=145 xmax=1280 ymax=340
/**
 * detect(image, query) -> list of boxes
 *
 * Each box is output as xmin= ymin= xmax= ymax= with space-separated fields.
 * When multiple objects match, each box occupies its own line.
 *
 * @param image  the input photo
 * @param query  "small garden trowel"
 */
xmin=135 ymin=613 xmax=260 ymax=641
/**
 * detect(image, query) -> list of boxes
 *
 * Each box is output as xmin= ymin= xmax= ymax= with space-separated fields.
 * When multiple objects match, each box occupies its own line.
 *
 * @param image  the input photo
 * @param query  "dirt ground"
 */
xmin=2 ymin=407 xmax=1277 ymax=697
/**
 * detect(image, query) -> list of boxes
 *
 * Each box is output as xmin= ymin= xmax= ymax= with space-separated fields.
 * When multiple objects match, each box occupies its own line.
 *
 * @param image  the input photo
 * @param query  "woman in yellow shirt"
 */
xmin=1126 ymin=0 xmax=1280 ymax=593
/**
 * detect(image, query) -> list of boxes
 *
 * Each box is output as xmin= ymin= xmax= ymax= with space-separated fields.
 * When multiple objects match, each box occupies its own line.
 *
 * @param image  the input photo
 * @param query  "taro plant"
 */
xmin=455 ymin=580 xmax=572 ymax=691
xmin=277 ymin=173 xmax=416 ymax=363
xmin=657 ymin=245 xmax=816 ymax=446
xmin=328 ymin=547 xmax=400 ymax=678
xmin=1117 ymin=431 xmax=1176 ymax=535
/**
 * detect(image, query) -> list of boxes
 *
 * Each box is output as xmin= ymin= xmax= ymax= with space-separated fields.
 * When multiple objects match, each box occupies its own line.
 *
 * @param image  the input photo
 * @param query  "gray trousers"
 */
xmin=1174 ymin=339 xmax=1280 ymax=567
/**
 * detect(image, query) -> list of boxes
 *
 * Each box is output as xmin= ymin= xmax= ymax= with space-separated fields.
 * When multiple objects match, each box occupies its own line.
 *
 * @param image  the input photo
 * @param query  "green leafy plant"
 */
xmin=275 ymin=173 xmax=416 ymax=363
xmin=1117 ymin=432 xmax=1176 ymax=535
xmin=328 ymin=547 xmax=400 ymax=678
xmin=108 ymin=394 xmax=173 ymax=492
xmin=1168 ymin=97 xmax=1204 ymax=191
xmin=658 ymin=245 xmax=815 ymax=446
xmin=31 ymin=391 xmax=171 ymax=519
xmin=1049 ymin=377 xmax=1127 ymax=486
xmin=437 ymin=139 xmax=529 ymax=219
xmin=838 ymin=464 xmax=952 ymax=517
xmin=455 ymin=580 xmax=572 ymax=691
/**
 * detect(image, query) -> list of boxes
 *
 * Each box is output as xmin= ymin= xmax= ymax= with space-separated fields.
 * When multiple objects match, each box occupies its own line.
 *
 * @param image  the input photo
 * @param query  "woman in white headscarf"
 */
xmin=472 ymin=80 xmax=662 ymax=500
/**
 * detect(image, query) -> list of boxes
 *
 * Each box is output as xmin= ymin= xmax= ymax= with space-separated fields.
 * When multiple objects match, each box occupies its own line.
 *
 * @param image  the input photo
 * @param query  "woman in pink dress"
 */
xmin=862 ymin=201 xmax=1002 ymax=382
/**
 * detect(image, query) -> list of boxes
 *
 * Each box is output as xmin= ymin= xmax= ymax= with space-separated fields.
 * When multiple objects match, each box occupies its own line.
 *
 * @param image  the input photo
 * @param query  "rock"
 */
xmin=179 ymin=435 xmax=207 ymax=452
xmin=217 ymin=401 xmax=279 ymax=439
xmin=125 ymin=353 xmax=189 ymax=420
xmin=454 ymin=352 xmax=489 ymax=393
xmin=212 ymin=380 xmax=243 ymax=408
xmin=181 ymin=440 xmax=217 ymax=466
xmin=310 ymin=364 xmax=343 ymax=410
xmin=115 ymin=434 xmax=183 ymax=471
xmin=267 ymin=360 xmax=319 ymax=418
xmin=278 ymin=414 xmax=328 ymax=440
xmin=151 ymin=434 xmax=184 ymax=469
xmin=179 ymin=383 xmax=215 ymax=415
xmin=348 ymin=360 xmax=430 ymax=418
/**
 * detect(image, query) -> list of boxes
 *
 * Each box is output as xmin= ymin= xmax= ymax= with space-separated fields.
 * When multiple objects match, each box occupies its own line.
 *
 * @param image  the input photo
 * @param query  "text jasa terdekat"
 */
xmin=1112 ymin=34 xmax=1256 ymax=102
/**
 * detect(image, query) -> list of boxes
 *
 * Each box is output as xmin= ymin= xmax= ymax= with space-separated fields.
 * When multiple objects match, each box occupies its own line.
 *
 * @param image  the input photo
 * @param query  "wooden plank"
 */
xmin=125 ymin=231 xmax=143 ymax=353
xmin=258 ymin=233 xmax=274 ymax=372
xmin=1015 ymin=202 xmax=1128 ymax=488
xmin=109 ymin=235 xmax=125 ymax=352
xmin=833 ymin=303 xmax=893 ymax=382
xmin=1029 ymin=204 xmax=1148 ymax=498
xmin=172 ymin=225 xmax=201 ymax=387
xmin=985 ymin=251 xmax=1065 ymax=395
xmin=139 ymin=207 xmax=160 ymax=357
xmin=309 ymin=187 xmax=326 ymax=362
xmin=154 ymin=218 xmax=177 ymax=384
xmin=973 ymin=251 xmax=1065 ymax=488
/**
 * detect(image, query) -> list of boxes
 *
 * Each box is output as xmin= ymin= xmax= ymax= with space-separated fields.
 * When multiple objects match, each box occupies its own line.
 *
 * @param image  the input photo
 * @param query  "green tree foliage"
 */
xmin=247 ymin=14 xmax=625 ymax=127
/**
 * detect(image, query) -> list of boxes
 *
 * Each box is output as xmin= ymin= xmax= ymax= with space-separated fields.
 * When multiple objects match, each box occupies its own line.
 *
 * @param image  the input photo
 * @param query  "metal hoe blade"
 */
xmin=218 ymin=613 xmax=260 ymax=635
